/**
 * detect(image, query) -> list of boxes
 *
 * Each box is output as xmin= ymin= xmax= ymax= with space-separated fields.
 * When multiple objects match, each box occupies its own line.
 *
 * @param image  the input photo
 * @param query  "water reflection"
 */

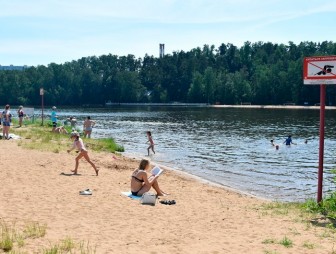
xmin=43 ymin=107 xmax=336 ymax=202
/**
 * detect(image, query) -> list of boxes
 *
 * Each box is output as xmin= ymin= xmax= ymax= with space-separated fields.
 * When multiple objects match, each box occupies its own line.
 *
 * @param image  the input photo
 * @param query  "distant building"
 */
xmin=159 ymin=44 xmax=165 ymax=58
xmin=0 ymin=65 xmax=28 ymax=71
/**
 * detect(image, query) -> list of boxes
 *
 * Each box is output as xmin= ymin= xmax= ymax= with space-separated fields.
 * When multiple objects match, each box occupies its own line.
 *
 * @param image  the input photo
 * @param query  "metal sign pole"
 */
xmin=303 ymin=56 xmax=336 ymax=203
xmin=40 ymin=88 xmax=44 ymax=126
xmin=317 ymin=84 xmax=326 ymax=203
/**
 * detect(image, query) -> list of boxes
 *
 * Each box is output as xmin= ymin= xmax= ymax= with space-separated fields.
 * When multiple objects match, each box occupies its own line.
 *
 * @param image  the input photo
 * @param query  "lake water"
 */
xmin=43 ymin=106 xmax=336 ymax=202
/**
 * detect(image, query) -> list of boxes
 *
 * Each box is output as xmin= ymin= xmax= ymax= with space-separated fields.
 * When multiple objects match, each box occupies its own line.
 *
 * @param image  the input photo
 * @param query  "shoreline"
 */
xmin=212 ymin=104 xmax=336 ymax=110
xmin=103 ymin=102 xmax=336 ymax=110
xmin=158 ymin=162 xmax=271 ymax=201
xmin=123 ymin=152 xmax=270 ymax=202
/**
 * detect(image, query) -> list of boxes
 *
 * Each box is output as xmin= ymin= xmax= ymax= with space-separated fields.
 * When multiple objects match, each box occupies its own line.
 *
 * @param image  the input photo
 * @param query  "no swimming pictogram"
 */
xmin=303 ymin=56 xmax=336 ymax=84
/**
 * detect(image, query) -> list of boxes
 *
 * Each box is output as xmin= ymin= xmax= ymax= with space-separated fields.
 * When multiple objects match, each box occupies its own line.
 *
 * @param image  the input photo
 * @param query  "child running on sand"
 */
xmin=146 ymin=131 xmax=155 ymax=156
xmin=67 ymin=132 xmax=99 ymax=176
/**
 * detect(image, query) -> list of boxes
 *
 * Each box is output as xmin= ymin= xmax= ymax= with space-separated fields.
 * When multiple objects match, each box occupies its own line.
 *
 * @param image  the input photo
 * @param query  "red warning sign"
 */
xmin=303 ymin=56 xmax=336 ymax=84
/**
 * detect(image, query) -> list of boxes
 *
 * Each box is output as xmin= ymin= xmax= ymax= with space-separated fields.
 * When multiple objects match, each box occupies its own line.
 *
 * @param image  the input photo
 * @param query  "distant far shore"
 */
xmin=211 ymin=104 xmax=336 ymax=110
xmin=102 ymin=102 xmax=336 ymax=110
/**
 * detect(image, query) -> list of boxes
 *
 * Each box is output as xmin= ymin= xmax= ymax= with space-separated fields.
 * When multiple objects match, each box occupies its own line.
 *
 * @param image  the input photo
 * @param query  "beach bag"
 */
xmin=140 ymin=192 xmax=157 ymax=206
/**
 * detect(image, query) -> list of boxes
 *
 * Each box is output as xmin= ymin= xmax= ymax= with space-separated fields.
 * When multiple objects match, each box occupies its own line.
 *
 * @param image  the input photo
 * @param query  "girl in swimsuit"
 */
xmin=130 ymin=159 xmax=167 ymax=196
xmin=146 ymin=131 xmax=155 ymax=156
xmin=67 ymin=132 xmax=99 ymax=176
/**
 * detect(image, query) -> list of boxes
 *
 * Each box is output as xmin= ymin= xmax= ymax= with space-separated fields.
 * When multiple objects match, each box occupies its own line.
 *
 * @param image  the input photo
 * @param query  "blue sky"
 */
xmin=1 ymin=0 xmax=336 ymax=66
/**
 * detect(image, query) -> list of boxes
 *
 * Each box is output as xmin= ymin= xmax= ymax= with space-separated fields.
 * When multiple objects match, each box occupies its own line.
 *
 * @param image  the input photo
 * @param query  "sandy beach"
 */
xmin=0 ymin=140 xmax=335 ymax=253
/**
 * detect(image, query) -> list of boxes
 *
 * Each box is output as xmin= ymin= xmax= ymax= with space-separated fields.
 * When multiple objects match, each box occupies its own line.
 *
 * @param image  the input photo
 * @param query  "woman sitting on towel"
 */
xmin=131 ymin=159 xmax=167 ymax=196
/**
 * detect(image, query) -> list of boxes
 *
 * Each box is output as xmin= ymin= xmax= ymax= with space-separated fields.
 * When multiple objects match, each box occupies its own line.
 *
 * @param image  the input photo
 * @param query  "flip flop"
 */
xmin=159 ymin=200 xmax=176 ymax=205
xmin=79 ymin=189 xmax=92 ymax=195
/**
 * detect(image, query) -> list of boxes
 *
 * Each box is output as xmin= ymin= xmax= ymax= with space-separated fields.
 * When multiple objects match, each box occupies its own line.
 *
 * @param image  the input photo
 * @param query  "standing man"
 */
xmin=51 ymin=106 xmax=57 ymax=132
xmin=284 ymin=135 xmax=296 ymax=146
xmin=83 ymin=116 xmax=96 ymax=138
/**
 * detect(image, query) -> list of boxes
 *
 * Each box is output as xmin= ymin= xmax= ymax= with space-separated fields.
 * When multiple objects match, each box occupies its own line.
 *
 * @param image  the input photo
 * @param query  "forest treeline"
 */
xmin=1 ymin=41 xmax=336 ymax=106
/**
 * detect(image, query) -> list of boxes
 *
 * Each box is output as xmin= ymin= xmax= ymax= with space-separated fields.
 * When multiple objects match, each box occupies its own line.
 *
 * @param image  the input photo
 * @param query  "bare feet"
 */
xmin=71 ymin=170 xmax=78 ymax=175
xmin=95 ymin=168 xmax=99 ymax=176
xmin=157 ymin=191 xmax=170 ymax=196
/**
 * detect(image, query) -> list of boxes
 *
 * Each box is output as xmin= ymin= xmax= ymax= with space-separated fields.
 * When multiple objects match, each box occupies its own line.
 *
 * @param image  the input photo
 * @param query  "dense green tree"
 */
xmin=188 ymin=72 xmax=205 ymax=102
xmin=1 ymin=40 xmax=336 ymax=106
xmin=115 ymin=71 xmax=145 ymax=102
xmin=203 ymin=67 xmax=216 ymax=104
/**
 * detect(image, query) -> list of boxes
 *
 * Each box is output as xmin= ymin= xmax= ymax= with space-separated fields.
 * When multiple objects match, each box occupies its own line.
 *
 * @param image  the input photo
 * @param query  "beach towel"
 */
xmin=121 ymin=191 xmax=141 ymax=200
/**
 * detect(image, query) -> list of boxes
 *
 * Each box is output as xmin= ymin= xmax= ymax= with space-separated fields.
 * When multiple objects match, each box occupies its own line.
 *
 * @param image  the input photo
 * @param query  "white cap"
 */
xmin=70 ymin=132 xmax=79 ymax=137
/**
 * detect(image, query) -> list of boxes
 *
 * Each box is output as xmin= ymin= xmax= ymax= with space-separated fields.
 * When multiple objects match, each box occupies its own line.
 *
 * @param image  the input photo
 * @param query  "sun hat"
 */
xmin=70 ymin=132 xmax=79 ymax=137
xmin=52 ymin=106 xmax=56 ymax=109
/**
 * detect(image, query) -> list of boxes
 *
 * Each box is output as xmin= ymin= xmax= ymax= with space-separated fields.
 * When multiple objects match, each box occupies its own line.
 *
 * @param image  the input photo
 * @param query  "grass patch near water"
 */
xmin=10 ymin=120 xmax=124 ymax=153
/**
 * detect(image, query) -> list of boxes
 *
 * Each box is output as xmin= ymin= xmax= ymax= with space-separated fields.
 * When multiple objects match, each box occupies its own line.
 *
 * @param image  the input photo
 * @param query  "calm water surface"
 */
xmin=46 ymin=107 xmax=336 ymax=202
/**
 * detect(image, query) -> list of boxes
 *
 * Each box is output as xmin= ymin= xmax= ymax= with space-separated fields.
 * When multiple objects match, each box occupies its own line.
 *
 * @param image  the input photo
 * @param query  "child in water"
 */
xmin=146 ymin=131 xmax=155 ymax=156
xmin=271 ymin=139 xmax=279 ymax=150
xmin=67 ymin=132 xmax=99 ymax=175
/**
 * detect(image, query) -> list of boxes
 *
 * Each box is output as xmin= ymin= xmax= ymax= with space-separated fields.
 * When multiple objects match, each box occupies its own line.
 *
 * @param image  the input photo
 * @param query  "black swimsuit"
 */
xmin=132 ymin=175 xmax=144 ymax=183
xmin=131 ymin=173 xmax=144 ymax=196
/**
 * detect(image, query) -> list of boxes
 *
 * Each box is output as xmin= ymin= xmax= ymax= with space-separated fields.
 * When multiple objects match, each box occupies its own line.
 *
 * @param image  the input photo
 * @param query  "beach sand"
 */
xmin=0 ymin=140 xmax=335 ymax=253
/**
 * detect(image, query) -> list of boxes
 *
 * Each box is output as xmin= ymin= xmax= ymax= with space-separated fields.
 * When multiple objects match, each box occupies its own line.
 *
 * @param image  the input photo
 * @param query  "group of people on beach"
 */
xmin=0 ymin=100 xmax=164 ymax=199
xmin=50 ymin=106 xmax=96 ymax=138
xmin=60 ymin=108 xmax=162 ymax=197
xmin=66 ymin=127 xmax=166 ymax=196
xmin=65 ymin=126 xmax=164 ymax=196
xmin=0 ymin=104 xmax=28 ymax=139
xmin=2 ymin=103 xmax=164 ymax=197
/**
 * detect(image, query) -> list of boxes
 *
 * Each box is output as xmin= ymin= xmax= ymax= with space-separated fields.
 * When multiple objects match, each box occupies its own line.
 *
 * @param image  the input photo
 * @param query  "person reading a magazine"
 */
xmin=130 ymin=159 xmax=168 ymax=196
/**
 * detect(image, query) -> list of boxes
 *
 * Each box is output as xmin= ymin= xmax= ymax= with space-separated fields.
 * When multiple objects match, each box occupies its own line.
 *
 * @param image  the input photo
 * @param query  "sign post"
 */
xmin=40 ymin=88 xmax=44 ymax=126
xmin=318 ymin=84 xmax=326 ymax=202
xmin=303 ymin=56 xmax=336 ymax=203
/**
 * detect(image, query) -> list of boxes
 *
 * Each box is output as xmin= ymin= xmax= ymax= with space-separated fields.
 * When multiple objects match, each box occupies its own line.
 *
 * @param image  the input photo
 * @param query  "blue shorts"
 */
xmin=3 ymin=121 xmax=10 ymax=127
